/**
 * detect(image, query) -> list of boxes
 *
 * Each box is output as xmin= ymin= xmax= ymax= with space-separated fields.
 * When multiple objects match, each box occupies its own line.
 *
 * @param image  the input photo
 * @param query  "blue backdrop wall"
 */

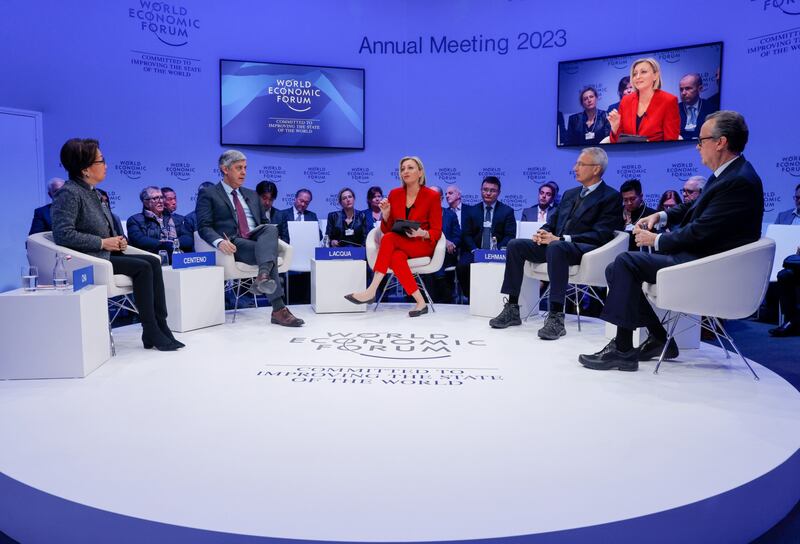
xmin=0 ymin=0 xmax=798 ymax=289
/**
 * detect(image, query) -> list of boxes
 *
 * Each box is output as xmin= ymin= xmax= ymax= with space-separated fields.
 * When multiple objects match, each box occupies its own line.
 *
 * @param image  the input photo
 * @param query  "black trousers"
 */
xmin=599 ymin=251 xmax=695 ymax=331
xmin=232 ymin=224 xmax=283 ymax=301
xmin=777 ymin=267 xmax=799 ymax=322
xmin=109 ymin=253 xmax=167 ymax=326
xmin=500 ymin=239 xmax=595 ymax=305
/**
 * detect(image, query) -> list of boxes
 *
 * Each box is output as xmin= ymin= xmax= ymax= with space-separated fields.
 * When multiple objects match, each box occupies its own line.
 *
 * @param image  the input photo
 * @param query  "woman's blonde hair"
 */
xmin=630 ymin=57 xmax=662 ymax=90
xmin=399 ymin=156 xmax=426 ymax=187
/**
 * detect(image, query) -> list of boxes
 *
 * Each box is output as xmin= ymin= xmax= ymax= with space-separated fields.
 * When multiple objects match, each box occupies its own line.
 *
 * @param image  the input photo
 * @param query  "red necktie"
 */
xmin=231 ymin=189 xmax=250 ymax=238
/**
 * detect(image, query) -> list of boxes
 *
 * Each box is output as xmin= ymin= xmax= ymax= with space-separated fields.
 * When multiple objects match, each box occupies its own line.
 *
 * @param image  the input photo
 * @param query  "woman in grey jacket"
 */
xmin=52 ymin=138 xmax=183 ymax=351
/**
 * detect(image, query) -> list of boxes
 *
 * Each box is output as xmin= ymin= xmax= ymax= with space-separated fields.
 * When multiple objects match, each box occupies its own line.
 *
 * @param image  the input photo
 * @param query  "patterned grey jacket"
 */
xmin=52 ymin=178 xmax=118 ymax=259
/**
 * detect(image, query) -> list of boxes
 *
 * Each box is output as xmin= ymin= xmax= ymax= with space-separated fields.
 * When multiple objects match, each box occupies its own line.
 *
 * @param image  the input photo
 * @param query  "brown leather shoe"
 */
xmin=271 ymin=307 xmax=305 ymax=327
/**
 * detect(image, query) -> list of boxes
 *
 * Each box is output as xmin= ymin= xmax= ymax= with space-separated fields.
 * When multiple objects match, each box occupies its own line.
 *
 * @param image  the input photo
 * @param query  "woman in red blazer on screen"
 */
xmin=345 ymin=156 xmax=442 ymax=317
xmin=608 ymin=57 xmax=680 ymax=143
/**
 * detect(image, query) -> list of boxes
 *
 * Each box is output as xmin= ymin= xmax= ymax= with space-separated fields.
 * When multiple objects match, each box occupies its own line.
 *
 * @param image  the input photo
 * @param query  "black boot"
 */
xmin=142 ymin=322 xmax=179 ymax=351
xmin=157 ymin=318 xmax=185 ymax=349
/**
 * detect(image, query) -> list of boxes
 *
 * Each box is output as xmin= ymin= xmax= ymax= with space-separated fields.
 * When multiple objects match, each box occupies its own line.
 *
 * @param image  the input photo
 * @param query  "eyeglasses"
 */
xmin=575 ymin=161 xmax=599 ymax=167
xmin=681 ymin=188 xmax=699 ymax=195
xmin=144 ymin=196 xmax=164 ymax=201
xmin=481 ymin=187 xmax=499 ymax=194
xmin=696 ymin=136 xmax=717 ymax=147
xmin=92 ymin=158 xmax=106 ymax=165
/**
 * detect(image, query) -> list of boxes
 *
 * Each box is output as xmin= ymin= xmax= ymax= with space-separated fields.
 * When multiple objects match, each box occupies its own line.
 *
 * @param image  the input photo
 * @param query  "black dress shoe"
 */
xmin=409 ymin=305 xmax=429 ymax=317
xmin=769 ymin=322 xmax=800 ymax=337
xmin=579 ymin=341 xmax=639 ymax=371
xmin=638 ymin=336 xmax=678 ymax=361
xmin=344 ymin=293 xmax=375 ymax=305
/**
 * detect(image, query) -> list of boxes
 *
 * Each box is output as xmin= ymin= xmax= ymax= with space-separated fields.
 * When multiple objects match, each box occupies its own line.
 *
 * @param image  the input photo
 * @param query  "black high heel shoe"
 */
xmin=409 ymin=306 xmax=429 ymax=317
xmin=344 ymin=293 xmax=375 ymax=305
xmin=157 ymin=319 xmax=186 ymax=349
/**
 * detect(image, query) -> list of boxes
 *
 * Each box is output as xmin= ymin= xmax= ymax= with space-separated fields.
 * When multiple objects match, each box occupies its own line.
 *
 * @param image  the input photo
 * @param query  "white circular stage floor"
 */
xmin=1 ymin=304 xmax=799 ymax=543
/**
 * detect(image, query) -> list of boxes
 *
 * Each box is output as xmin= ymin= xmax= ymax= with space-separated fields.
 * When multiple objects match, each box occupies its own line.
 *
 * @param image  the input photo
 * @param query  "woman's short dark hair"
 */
xmin=338 ymin=187 xmax=355 ymax=205
xmin=617 ymin=76 xmax=631 ymax=97
xmin=60 ymin=138 xmax=99 ymax=180
xmin=366 ymin=186 xmax=383 ymax=205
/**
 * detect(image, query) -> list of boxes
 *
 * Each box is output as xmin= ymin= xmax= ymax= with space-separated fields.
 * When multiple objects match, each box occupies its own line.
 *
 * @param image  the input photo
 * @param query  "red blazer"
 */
xmin=610 ymin=89 xmax=680 ymax=143
xmin=380 ymin=185 xmax=442 ymax=251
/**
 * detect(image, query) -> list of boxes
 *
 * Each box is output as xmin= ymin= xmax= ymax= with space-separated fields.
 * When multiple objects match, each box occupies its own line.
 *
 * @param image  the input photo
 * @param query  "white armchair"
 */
xmin=193 ymin=232 xmax=292 ymax=322
xmin=366 ymin=226 xmax=447 ymax=311
xmin=26 ymin=232 xmax=158 ymax=354
xmin=643 ymin=237 xmax=776 ymax=379
xmin=523 ymin=230 xmax=629 ymax=329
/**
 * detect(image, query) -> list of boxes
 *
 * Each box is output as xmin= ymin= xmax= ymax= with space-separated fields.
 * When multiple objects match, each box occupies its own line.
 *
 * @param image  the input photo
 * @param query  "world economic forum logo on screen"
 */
xmin=128 ymin=1 xmax=201 ymax=47
xmin=759 ymin=0 xmax=800 ymax=15
xmin=267 ymin=79 xmax=322 ymax=113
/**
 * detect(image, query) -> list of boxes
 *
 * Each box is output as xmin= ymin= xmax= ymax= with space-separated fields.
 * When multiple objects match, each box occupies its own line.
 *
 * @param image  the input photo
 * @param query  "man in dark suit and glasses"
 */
xmin=196 ymin=150 xmax=304 ymax=327
xmin=580 ymin=110 xmax=764 ymax=370
xmin=489 ymin=147 xmax=623 ymax=340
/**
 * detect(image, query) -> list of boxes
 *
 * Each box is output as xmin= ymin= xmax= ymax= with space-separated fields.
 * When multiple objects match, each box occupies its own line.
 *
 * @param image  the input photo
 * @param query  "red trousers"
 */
xmin=374 ymin=232 xmax=434 ymax=295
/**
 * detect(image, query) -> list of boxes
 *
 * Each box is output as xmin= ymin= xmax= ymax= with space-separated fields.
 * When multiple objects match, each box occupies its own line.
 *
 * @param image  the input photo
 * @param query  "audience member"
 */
xmin=774 ymin=183 xmax=800 ymax=225
xmin=769 ymin=245 xmax=800 ymax=337
xmin=255 ymin=180 xmax=280 ymax=224
xmin=52 ymin=138 xmax=182 ymax=351
xmin=364 ymin=185 xmax=384 ymax=232
xmin=566 ymin=87 xmax=611 ymax=146
xmin=161 ymin=186 xmax=178 ymax=214
xmin=521 ymin=181 xmax=559 ymax=222
xmin=678 ymin=73 xmax=716 ymax=140
xmin=184 ymin=181 xmax=215 ymax=234
xmin=606 ymin=76 xmax=633 ymax=116
xmin=344 ymin=156 xmax=442 ymax=317
xmin=197 ymin=150 xmax=304 ymax=327
xmin=422 ymin=185 xmax=462 ymax=303
xmin=656 ymin=190 xmax=682 ymax=212
xmin=277 ymin=188 xmax=321 ymax=243
xmin=489 ymin=147 xmax=622 ymax=339
xmin=445 ymin=184 xmax=464 ymax=227
xmin=579 ymin=111 xmax=763 ymax=371
xmin=681 ymin=175 xmax=706 ymax=203
xmin=456 ymin=176 xmax=517 ymax=298
xmin=126 ymin=186 xmax=193 ymax=257
xmin=608 ymin=58 xmax=680 ymax=143
xmin=621 ymin=179 xmax=657 ymax=250
xmin=326 ymin=187 xmax=367 ymax=247
xmin=29 ymin=177 xmax=65 ymax=234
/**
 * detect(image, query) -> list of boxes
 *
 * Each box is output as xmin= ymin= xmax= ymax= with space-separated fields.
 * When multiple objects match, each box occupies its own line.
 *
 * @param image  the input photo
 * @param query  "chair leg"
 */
xmin=712 ymin=317 xmax=760 ymax=381
xmin=704 ymin=316 xmax=731 ymax=359
xmin=109 ymin=323 xmax=116 ymax=357
xmin=416 ymin=273 xmax=436 ymax=313
xmin=574 ymin=286 xmax=582 ymax=332
xmin=232 ymin=279 xmax=242 ymax=323
xmin=374 ymin=273 xmax=394 ymax=312
xmin=525 ymin=285 xmax=549 ymax=321
xmin=654 ymin=311 xmax=680 ymax=375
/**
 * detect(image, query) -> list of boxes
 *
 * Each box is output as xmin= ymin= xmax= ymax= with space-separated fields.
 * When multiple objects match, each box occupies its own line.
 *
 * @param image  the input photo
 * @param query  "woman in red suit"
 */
xmin=608 ymin=57 xmax=680 ymax=143
xmin=345 ymin=156 xmax=442 ymax=316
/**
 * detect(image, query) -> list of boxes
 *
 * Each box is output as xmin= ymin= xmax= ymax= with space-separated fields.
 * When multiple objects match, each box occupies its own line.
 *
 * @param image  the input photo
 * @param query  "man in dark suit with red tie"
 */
xmin=196 ymin=150 xmax=303 ymax=327
xmin=490 ymin=147 xmax=623 ymax=340
xmin=580 ymin=110 xmax=764 ymax=370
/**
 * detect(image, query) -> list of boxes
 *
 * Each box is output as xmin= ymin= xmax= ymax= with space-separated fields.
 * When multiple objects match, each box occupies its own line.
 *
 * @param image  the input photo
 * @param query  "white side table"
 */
xmin=0 ymin=285 xmax=110 ymax=379
xmin=311 ymin=259 xmax=367 ymax=313
xmin=162 ymin=266 xmax=225 ymax=332
xmin=469 ymin=262 xmax=539 ymax=318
